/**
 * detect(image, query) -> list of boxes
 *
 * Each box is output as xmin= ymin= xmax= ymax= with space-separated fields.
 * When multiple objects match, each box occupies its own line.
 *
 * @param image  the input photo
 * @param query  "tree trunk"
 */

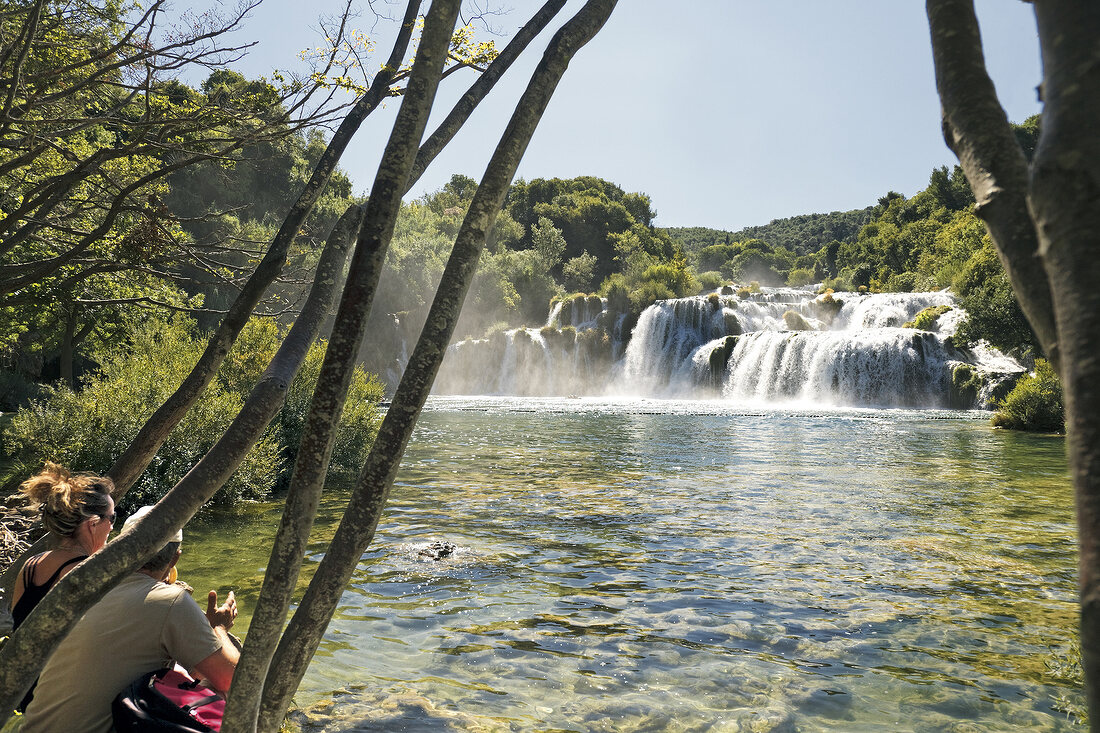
xmin=0 ymin=202 xmax=362 ymax=722
xmin=1028 ymin=2 xmax=1100 ymax=723
xmin=925 ymin=0 xmax=1058 ymax=366
xmin=407 ymin=0 xmax=568 ymax=188
xmin=102 ymin=0 xmax=423 ymax=498
xmin=254 ymin=2 xmax=617 ymax=729
xmin=59 ymin=303 xmax=76 ymax=388
xmin=927 ymin=0 xmax=1100 ymax=724
xmin=219 ymin=1 xmax=463 ymax=728
xmin=224 ymin=2 xmax=572 ymax=727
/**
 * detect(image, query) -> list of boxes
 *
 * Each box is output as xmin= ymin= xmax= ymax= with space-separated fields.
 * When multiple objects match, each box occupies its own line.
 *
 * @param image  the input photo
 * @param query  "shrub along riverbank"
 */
xmin=0 ymin=114 xmax=1064 ymax=511
xmin=0 ymin=317 xmax=383 ymax=510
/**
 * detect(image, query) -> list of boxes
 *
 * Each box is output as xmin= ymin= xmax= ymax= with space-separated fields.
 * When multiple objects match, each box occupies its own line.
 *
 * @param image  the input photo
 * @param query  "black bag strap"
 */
xmin=183 ymin=693 xmax=223 ymax=711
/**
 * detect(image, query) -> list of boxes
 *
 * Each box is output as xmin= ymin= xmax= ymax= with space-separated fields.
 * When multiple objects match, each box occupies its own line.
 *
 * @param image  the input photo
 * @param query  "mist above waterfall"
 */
xmin=434 ymin=287 xmax=1025 ymax=409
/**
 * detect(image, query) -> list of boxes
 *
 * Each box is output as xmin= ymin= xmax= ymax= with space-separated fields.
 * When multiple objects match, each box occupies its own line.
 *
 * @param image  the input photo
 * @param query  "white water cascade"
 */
xmin=434 ymin=287 xmax=1025 ymax=409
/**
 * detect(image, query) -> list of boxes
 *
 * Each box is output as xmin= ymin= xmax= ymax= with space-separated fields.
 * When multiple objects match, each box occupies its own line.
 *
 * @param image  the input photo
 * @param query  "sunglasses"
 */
xmin=99 ymin=513 xmax=116 ymax=525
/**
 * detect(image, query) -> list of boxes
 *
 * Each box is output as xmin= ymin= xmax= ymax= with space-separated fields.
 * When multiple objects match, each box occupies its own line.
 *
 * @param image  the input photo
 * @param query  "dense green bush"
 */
xmin=786 ymin=267 xmax=816 ymax=287
xmin=697 ymin=271 xmax=724 ymax=292
xmin=1 ymin=317 xmax=384 ymax=509
xmin=903 ymin=305 xmax=952 ymax=331
xmin=991 ymin=359 xmax=1064 ymax=433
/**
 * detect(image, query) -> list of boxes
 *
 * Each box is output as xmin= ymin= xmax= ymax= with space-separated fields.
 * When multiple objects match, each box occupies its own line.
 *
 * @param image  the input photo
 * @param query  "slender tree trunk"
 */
xmin=0 ymin=203 xmax=362 ymax=723
xmin=925 ymin=0 xmax=1058 ymax=366
xmin=224 ymin=4 xmax=571 ymax=727
xmin=927 ymin=0 xmax=1100 ymax=723
xmin=102 ymin=0 xmax=422 ymax=498
xmin=1028 ymin=2 xmax=1100 ymax=723
xmin=219 ymin=1 xmax=463 ymax=729
xmin=406 ymin=0 xmax=567 ymax=188
xmin=59 ymin=303 xmax=76 ymax=388
xmin=254 ymin=2 xmax=617 ymax=730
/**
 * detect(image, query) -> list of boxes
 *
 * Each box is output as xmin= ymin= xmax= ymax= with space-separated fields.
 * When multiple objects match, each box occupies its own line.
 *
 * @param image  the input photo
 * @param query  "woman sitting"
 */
xmin=9 ymin=462 xmax=115 ymax=629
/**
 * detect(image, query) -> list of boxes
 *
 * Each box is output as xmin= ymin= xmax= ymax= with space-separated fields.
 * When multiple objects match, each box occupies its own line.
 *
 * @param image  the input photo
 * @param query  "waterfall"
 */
xmin=434 ymin=286 xmax=1025 ymax=408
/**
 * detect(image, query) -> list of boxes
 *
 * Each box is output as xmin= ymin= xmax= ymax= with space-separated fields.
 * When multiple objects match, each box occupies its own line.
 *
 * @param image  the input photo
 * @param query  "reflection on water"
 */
xmin=179 ymin=397 xmax=1081 ymax=731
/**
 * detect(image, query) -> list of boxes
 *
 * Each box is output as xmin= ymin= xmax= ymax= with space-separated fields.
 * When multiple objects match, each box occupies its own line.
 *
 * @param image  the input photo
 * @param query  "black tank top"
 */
xmin=11 ymin=552 xmax=86 ymax=629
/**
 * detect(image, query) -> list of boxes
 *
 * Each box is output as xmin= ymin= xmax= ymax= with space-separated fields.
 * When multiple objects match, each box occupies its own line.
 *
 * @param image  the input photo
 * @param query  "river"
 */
xmin=178 ymin=396 xmax=1080 ymax=731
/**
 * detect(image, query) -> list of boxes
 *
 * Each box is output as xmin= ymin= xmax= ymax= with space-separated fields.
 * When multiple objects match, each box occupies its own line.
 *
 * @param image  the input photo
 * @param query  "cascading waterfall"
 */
xmin=433 ymin=287 xmax=1025 ymax=408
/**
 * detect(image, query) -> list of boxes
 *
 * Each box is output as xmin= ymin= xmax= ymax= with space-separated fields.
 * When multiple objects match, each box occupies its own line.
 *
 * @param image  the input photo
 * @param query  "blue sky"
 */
xmin=226 ymin=0 xmax=1042 ymax=232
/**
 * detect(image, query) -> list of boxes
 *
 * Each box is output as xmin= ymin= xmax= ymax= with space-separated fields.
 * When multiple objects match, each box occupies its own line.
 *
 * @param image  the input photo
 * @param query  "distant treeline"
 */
xmin=663 ymin=207 xmax=875 ymax=259
xmin=0 ymin=63 xmax=1043 ymax=410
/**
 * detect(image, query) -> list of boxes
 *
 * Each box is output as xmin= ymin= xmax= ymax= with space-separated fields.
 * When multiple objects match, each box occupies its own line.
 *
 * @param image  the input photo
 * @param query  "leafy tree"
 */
xmin=951 ymin=239 xmax=1037 ymax=354
xmin=0 ymin=0 xmax=343 ymax=376
xmin=665 ymin=206 xmax=875 ymax=258
xmin=562 ymin=250 xmax=599 ymax=292
xmin=991 ymin=359 xmax=1064 ymax=432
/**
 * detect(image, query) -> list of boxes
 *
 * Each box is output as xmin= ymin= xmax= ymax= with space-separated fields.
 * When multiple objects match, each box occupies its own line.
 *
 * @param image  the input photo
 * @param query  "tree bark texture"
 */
xmin=928 ymin=0 xmax=1100 ymax=724
xmin=218 ymin=1 xmax=461 ymax=729
xmin=103 ymin=0 xmax=422 ymax=497
xmin=0 ymin=202 xmax=363 ymax=723
xmin=406 ymin=0 xmax=568 ymax=188
xmin=1028 ymin=2 xmax=1100 ymax=724
xmin=926 ymin=0 xmax=1059 ymax=367
xmin=254 ymin=1 xmax=617 ymax=730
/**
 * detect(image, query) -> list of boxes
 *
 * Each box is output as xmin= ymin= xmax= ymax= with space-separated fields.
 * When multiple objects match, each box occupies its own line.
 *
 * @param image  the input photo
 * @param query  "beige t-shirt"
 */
xmin=22 ymin=573 xmax=222 ymax=733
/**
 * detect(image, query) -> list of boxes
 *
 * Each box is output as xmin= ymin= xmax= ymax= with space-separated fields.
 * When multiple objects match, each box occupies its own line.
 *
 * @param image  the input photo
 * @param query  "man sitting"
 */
xmin=21 ymin=506 xmax=238 ymax=733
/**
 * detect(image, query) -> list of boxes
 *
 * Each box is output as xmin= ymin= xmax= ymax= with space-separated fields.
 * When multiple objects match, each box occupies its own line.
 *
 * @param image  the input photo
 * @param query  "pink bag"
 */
xmin=113 ymin=665 xmax=223 ymax=732
xmin=155 ymin=667 xmax=224 ymax=729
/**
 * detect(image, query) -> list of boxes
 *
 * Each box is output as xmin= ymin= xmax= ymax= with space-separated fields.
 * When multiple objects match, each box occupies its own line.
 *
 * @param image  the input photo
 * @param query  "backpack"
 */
xmin=112 ymin=666 xmax=224 ymax=732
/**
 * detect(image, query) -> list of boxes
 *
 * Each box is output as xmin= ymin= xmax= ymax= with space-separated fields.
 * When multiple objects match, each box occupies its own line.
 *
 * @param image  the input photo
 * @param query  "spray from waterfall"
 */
xmin=433 ymin=287 xmax=1025 ymax=408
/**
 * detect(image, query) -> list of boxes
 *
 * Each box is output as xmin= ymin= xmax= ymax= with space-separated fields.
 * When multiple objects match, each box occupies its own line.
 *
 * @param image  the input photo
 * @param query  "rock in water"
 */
xmin=418 ymin=541 xmax=456 ymax=561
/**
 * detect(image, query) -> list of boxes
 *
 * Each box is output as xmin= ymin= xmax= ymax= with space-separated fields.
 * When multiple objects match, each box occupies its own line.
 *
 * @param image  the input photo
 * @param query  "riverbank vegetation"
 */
xmin=1 ymin=317 xmax=383 ymax=509
xmin=0 ymin=118 xmax=1061 ymax=478
xmin=0 ymin=0 xmax=1058 ymax=497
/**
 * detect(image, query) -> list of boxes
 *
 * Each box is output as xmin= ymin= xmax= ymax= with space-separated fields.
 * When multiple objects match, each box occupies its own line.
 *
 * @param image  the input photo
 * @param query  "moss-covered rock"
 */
xmin=707 ymin=292 xmax=721 ymax=310
xmin=903 ymin=304 xmax=952 ymax=331
xmin=722 ymin=311 xmax=743 ymax=336
xmin=811 ymin=289 xmax=844 ymax=325
xmin=950 ymin=363 xmax=981 ymax=409
xmin=706 ymin=335 xmax=740 ymax=389
xmin=783 ymin=310 xmax=812 ymax=331
xmin=720 ymin=285 xmax=735 ymax=296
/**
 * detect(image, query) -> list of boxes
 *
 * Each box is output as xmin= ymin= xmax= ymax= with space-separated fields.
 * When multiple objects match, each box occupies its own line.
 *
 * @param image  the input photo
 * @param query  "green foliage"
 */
xmin=697 ymin=271 xmax=725 ymax=291
xmin=786 ymin=268 xmax=816 ymax=287
xmin=664 ymin=206 xmax=874 ymax=258
xmin=507 ymin=177 xmax=670 ymax=285
xmin=903 ymin=305 xmax=952 ymax=331
xmin=1 ymin=317 xmax=383 ymax=507
xmin=991 ymin=359 xmax=1064 ymax=432
xmin=562 ymin=251 xmax=599 ymax=293
xmin=950 ymin=363 xmax=983 ymax=409
xmin=601 ymin=277 xmax=631 ymax=315
xmin=0 ymin=370 xmax=41 ymax=412
xmin=0 ymin=1 xmax=312 ymax=375
xmin=951 ymin=239 xmax=1037 ymax=353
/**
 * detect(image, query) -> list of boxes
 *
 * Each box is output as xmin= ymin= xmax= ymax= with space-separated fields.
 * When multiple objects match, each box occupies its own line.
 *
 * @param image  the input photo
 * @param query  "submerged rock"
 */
xmin=417 ymin=541 xmax=457 ymax=561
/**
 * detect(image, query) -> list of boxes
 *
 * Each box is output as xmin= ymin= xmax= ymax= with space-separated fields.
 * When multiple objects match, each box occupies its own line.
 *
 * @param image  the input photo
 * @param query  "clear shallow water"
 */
xmin=178 ymin=397 xmax=1081 ymax=731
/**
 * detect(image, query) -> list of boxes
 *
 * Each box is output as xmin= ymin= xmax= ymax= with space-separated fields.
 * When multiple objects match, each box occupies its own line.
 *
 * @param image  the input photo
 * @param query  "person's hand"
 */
xmin=205 ymin=590 xmax=237 ymax=630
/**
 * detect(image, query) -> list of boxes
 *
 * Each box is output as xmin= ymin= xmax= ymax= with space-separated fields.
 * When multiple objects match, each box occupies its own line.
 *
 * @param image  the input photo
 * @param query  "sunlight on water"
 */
xmin=179 ymin=397 xmax=1080 ymax=732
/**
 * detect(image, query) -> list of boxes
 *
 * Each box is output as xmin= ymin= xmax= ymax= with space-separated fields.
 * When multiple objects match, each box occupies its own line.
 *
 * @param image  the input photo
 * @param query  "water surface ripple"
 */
xmin=181 ymin=397 xmax=1080 ymax=732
